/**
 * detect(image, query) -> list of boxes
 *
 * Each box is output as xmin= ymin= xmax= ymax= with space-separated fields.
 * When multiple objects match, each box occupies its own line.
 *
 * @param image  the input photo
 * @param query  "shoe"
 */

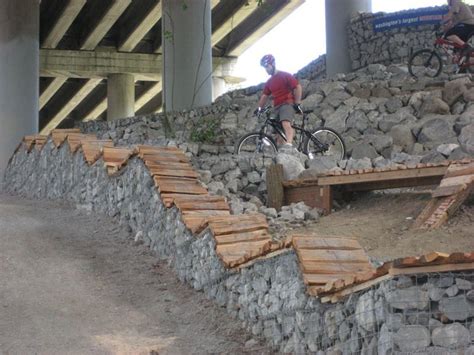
xmin=282 ymin=143 xmax=293 ymax=147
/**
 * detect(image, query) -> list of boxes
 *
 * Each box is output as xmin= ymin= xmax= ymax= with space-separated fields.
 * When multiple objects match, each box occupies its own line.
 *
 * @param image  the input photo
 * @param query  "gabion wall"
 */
xmin=4 ymin=140 xmax=474 ymax=353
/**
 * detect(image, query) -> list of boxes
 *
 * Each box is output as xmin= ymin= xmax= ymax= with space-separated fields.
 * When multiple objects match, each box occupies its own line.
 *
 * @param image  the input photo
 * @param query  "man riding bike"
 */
xmin=443 ymin=0 xmax=474 ymax=58
xmin=255 ymin=54 xmax=302 ymax=148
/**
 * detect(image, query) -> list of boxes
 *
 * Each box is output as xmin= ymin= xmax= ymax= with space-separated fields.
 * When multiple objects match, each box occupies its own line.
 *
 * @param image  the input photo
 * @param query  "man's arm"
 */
xmin=258 ymin=94 xmax=269 ymax=109
xmin=293 ymin=84 xmax=302 ymax=104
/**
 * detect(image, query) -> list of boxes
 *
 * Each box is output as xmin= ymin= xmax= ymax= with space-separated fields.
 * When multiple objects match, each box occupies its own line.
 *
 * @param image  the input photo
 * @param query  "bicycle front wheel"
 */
xmin=235 ymin=133 xmax=277 ymax=156
xmin=408 ymin=49 xmax=443 ymax=78
xmin=303 ymin=128 xmax=345 ymax=163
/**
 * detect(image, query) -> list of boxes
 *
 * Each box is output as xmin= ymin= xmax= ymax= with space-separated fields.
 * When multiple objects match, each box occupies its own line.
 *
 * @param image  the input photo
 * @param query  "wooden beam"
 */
xmin=81 ymin=0 xmax=132 ymax=50
xmin=317 ymin=166 xmax=448 ymax=186
xmin=42 ymin=0 xmax=87 ymax=49
xmin=266 ymin=164 xmax=284 ymax=211
xmin=389 ymin=263 xmax=474 ymax=275
xmin=119 ymin=2 xmax=162 ymax=52
xmin=40 ymin=79 xmax=102 ymax=134
xmin=39 ymin=77 xmax=67 ymax=110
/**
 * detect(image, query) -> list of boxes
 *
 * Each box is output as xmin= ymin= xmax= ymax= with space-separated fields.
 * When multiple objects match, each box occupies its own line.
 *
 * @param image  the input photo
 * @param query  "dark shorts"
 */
xmin=445 ymin=23 xmax=474 ymax=42
xmin=274 ymin=104 xmax=295 ymax=123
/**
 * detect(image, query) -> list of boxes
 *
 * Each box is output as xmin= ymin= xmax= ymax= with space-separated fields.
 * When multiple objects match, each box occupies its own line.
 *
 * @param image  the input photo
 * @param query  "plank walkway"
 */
xmin=14 ymin=131 xmax=474 ymax=301
xmin=414 ymin=161 xmax=474 ymax=229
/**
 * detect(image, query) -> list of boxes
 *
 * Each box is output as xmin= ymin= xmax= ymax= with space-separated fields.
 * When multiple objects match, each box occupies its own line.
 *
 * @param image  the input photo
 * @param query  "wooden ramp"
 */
xmin=414 ymin=161 xmax=474 ymax=229
xmin=208 ymin=214 xmax=286 ymax=268
xmin=81 ymin=139 xmax=114 ymax=165
xmin=102 ymin=146 xmax=136 ymax=175
xmin=292 ymin=234 xmax=377 ymax=297
xmin=268 ymin=160 xmax=474 ymax=215
xmin=23 ymin=135 xmax=49 ymax=152
xmin=51 ymin=128 xmax=81 ymax=147
xmin=66 ymin=133 xmax=98 ymax=153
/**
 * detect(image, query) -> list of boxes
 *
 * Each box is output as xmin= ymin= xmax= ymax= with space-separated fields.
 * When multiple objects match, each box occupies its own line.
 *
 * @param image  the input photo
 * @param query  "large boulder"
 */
xmin=458 ymin=123 xmax=474 ymax=154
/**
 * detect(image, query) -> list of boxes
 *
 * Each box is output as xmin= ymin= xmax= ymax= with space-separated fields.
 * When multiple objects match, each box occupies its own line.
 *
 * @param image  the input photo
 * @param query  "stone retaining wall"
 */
xmin=347 ymin=6 xmax=474 ymax=70
xmin=4 ymin=139 xmax=474 ymax=353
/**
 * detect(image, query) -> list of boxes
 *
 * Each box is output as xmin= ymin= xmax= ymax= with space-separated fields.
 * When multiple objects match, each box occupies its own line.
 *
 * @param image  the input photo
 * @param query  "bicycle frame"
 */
xmin=433 ymin=33 xmax=474 ymax=69
xmin=255 ymin=107 xmax=328 ymax=153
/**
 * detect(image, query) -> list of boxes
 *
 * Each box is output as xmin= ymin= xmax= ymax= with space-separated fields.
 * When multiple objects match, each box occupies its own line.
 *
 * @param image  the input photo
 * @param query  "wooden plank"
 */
xmin=297 ymin=249 xmax=370 ymax=263
xmin=301 ymin=261 xmax=374 ymax=274
xmin=303 ymin=273 xmax=357 ymax=285
xmin=292 ymin=236 xmax=362 ymax=250
xmin=208 ymin=214 xmax=268 ymax=236
xmin=315 ymin=274 xmax=393 ymax=301
xmin=439 ymin=175 xmax=474 ymax=187
xmin=154 ymin=179 xmax=208 ymax=194
xmin=266 ymin=164 xmax=284 ymax=211
xmin=444 ymin=163 xmax=474 ymax=178
xmin=389 ymin=262 xmax=474 ymax=275
xmin=182 ymin=210 xmax=230 ymax=217
xmin=317 ymin=166 xmax=448 ymax=186
xmin=214 ymin=229 xmax=270 ymax=245
xmin=149 ymin=168 xmax=200 ymax=179
xmin=340 ymin=176 xmax=444 ymax=192
xmin=176 ymin=199 xmax=229 ymax=211
xmin=145 ymin=161 xmax=193 ymax=170
xmin=432 ymin=184 xmax=467 ymax=198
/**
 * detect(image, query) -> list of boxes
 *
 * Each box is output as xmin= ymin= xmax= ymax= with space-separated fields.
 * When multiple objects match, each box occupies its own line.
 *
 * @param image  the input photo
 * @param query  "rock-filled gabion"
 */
xmin=4 ymin=139 xmax=474 ymax=353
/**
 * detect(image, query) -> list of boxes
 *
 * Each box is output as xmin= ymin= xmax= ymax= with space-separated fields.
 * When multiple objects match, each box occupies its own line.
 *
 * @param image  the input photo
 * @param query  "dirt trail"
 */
xmin=295 ymin=190 xmax=474 ymax=262
xmin=0 ymin=193 xmax=270 ymax=354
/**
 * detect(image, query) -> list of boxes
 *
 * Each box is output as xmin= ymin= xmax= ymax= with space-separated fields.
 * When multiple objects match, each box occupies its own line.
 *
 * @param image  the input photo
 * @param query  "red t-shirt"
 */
xmin=263 ymin=71 xmax=299 ymax=107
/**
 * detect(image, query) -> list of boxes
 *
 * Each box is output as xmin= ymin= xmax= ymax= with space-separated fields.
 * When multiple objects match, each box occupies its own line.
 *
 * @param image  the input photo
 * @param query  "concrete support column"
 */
xmin=325 ymin=0 xmax=371 ymax=76
xmin=0 ymin=0 xmax=39 ymax=180
xmin=107 ymin=73 xmax=135 ymax=121
xmin=162 ymin=0 xmax=212 ymax=112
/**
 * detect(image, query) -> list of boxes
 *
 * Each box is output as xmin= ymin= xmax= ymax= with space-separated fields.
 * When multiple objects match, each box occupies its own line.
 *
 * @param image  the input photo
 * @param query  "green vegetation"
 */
xmin=190 ymin=117 xmax=219 ymax=143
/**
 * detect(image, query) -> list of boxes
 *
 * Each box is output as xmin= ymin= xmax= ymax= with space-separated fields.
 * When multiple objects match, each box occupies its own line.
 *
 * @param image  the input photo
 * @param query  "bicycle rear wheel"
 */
xmin=303 ymin=128 xmax=345 ymax=162
xmin=235 ymin=132 xmax=277 ymax=157
xmin=408 ymin=49 xmax=443 ymax=78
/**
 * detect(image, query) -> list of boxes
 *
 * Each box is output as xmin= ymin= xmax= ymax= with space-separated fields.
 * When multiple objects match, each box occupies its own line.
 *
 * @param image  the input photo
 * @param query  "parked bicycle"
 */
xmin=408 ymin=26 xmax=474 ymax=78
xmin=234 ymin=106 xmax=346 ymax=162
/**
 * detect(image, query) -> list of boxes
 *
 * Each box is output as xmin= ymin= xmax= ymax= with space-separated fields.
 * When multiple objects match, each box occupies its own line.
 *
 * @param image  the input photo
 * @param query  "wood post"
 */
xmin=266 ymin=164 xmax=284 ymax=211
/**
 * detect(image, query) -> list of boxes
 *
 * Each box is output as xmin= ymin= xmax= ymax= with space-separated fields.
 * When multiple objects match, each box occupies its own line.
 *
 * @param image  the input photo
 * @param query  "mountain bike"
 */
xmin=408 ymin=27 xmax=474 ymax=78
xmin=234 ymin=106 xmax=346 ymax=162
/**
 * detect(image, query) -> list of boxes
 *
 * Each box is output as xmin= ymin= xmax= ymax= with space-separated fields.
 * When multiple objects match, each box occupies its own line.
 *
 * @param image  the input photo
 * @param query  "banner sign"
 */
xmin=373 ymin=8 xmax=448 ymax=32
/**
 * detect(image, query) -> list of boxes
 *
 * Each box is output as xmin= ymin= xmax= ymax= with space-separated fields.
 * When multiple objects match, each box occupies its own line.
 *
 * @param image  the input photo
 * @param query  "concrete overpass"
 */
xmin=0 ymin=0 xmax=371 ymax=180
xmin=38 ymin=0 xmax=305 ymax=133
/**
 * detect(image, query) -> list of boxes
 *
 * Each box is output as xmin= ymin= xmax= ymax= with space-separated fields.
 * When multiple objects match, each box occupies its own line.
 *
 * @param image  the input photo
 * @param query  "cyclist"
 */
xmin=255 ymin=54 xmax=302 ymax=148
xmin=443 ymin=0 xmax=474 ymax=58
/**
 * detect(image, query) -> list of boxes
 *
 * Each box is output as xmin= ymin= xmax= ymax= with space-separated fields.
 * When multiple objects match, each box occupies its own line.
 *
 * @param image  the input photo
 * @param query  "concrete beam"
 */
xmin=42 ymin=0 xmax=87 ymax=49
xmin=119 ymin=1 xmax=161 ymax=52
xmin=212 ymin=1 xmax=259 ymax=46
xmin=41 ymin=78 xmax=102 ymax=134
xmin=83 ymin=100 xmax=107 ymax=122
xmin=40 ymin=49 xmax=162 ymax=80
xmin=135 ymin=82 xmax=162 ymax=111
xmin=81 ymin=0 xmax=132 ymax=50
xmin=228 ymin=0 xmax=304 ymax=57
xmin=81 ymin=54 xmax=232 ymax=122
xmin=39 ymin=77 xmax=67 ymax=110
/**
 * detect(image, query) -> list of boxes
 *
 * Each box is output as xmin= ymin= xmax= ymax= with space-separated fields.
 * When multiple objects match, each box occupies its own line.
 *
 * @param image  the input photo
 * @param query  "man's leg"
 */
xmin=281 ymin=120 xmax=294 ymax=145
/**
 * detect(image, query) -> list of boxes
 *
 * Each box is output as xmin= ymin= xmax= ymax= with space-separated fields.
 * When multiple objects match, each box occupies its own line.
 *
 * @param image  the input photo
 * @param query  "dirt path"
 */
xmin=0 ymin=194 xmax=270 ymax=354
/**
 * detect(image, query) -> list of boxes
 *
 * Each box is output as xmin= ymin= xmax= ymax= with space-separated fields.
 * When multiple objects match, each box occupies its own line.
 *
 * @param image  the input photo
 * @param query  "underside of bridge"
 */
xmin=39 ymin=0 xmax=305 ymax=132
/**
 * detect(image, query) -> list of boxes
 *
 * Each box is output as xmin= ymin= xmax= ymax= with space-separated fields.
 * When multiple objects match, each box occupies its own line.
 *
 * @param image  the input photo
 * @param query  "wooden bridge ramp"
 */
xmin=414 ymin=161 xmax=474 ymax=229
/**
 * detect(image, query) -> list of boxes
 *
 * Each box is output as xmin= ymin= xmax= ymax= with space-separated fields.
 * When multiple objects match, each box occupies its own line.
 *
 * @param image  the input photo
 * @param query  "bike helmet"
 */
xmin=260 ymin=54 xmax=275 ymax=67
